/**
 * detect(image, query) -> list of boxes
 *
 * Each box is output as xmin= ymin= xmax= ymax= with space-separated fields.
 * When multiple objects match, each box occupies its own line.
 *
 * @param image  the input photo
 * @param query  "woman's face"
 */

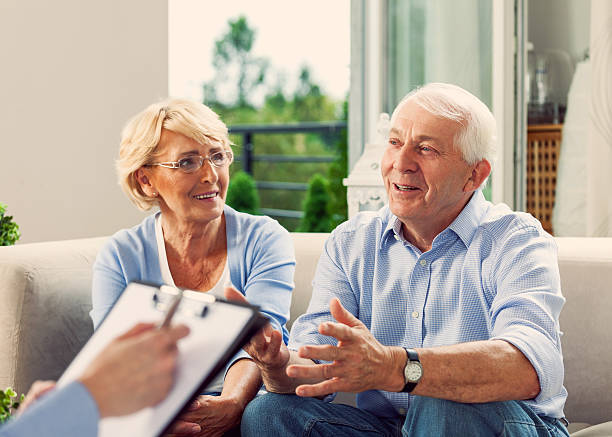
xmin=138 ymin=129 xmax=231 ymax=225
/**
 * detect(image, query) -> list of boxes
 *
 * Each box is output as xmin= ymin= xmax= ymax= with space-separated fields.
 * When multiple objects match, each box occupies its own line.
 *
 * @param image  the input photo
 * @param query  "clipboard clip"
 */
xmin=152 ymin=285 xmax=216 ymax=320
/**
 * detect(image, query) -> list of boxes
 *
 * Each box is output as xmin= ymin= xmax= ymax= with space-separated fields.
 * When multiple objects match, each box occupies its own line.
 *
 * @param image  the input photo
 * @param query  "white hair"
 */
xmin=390 ymin=83 xmax=497 ymax=165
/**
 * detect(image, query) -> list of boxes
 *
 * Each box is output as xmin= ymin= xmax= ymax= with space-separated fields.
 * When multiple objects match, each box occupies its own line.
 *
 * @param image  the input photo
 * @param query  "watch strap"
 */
xmin=402 ymin=348 xmax=421 ymax=393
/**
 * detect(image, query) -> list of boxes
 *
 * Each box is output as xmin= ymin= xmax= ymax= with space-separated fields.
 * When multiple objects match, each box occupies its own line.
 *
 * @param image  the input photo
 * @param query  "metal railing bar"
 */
xmin=260 ymin=208 xmax=304 ymax=219
xmin=234 ymin=155 xmax=335 ymax=163
xmin=229 ymin=121 xmax=347 ymax=134
xmin=256 ymin=181 xmax=308 ymax=191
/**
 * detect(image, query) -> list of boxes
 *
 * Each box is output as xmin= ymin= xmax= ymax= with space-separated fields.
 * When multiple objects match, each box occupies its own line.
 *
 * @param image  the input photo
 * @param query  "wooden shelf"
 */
xmin=526 ymin=124 xmax=562 ymax=234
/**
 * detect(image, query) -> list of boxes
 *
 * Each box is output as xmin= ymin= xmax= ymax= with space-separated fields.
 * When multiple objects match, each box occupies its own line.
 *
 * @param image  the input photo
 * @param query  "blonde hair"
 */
xmin=117 ymin=98 xmax=231 ymax=210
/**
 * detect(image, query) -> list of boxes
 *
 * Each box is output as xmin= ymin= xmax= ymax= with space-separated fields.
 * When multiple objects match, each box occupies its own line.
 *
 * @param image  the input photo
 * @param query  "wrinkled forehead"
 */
xmin=388 ymin=100 xmax=464 ymax=148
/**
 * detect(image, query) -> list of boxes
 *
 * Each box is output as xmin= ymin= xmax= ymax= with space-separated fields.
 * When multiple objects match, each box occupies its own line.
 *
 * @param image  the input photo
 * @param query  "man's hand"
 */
xmin=286 ymin=298 xmax=405 ymax=397
xmin=79 ymin=322 xmax=190 ymax=418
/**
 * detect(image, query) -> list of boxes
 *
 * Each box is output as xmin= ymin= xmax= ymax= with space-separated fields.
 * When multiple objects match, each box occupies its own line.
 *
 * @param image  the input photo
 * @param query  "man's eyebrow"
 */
xmin=414 ymin=135 xmax=439 ymax=143
xmin=388 ymin=129 xmax=440 ymax=144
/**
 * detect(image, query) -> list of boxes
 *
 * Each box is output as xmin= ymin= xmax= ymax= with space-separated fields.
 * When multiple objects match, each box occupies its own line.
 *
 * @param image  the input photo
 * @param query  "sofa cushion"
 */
xmin=556 ymin=238 xmax=612 ymax=426
xmin=0 ymin=237 xmax=106 ymax=394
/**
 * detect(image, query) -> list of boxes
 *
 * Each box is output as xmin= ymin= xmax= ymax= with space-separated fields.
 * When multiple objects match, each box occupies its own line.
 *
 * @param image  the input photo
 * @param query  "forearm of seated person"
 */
xmin=222 ymin=359 xmax=262 ymax=408
xmin=261 ymin=351 xmax=322 ymax=394
xmin=411 ymin=340 xmax=541 ymax=403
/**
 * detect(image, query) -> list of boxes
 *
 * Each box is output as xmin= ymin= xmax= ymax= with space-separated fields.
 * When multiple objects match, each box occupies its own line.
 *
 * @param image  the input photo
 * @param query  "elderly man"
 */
xmin=228 ymin=82 xmax=568 ymax=436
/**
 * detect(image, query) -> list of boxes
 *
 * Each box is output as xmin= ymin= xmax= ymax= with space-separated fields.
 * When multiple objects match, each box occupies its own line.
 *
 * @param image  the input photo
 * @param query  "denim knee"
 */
xmin=241 ymin=393 xmax=305 ymax=436
xmin=403 ymin=397 xmax=567 ymax=437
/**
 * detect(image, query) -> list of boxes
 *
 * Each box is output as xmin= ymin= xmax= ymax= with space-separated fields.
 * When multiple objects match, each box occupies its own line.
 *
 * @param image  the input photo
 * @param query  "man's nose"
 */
xmin=393 ymin=146 xmax=418 ymax=173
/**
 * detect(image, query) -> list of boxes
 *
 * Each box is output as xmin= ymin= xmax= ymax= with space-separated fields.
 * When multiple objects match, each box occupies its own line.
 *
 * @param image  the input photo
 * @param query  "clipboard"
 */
xmin=57 ymin=281 xmax=268 ymax=437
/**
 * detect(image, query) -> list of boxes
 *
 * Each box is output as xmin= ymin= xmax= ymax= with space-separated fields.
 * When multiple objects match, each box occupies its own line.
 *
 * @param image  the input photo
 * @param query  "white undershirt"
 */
xmin=155 ymin=212 xmax=228 ymax=393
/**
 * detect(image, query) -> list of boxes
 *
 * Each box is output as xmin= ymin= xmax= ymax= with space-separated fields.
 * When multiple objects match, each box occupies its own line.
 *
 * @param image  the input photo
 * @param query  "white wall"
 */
xmin=0 ymin=0 xmax=168 ymax=243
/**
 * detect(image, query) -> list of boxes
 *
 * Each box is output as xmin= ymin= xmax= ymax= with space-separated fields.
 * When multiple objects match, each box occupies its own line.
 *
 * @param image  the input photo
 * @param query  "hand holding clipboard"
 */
xmin=58 ymin=282 xmax=268 ymax=437
xmin=78 ymin=322 xmax=190 ymax=419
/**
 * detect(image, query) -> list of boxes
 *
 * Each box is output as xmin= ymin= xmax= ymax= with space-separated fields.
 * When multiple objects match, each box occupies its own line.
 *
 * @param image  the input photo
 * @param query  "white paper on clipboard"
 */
xmin=57 ymin=281 xmax=264 ymax=437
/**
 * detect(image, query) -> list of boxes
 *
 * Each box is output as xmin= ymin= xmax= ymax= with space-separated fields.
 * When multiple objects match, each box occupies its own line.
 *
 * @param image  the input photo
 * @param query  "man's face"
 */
xmin=381 ymin=100 xmax=476 ymax=229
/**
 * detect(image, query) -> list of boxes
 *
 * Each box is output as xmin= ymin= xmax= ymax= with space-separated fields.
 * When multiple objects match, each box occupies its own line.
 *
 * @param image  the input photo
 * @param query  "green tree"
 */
xmin=226 ymin=171 xmax=260 ymax=215
xmin=328 ymin=99 xmax=348 ymax=227
xmin=0 ymin=203 xmax=20 ymax=246
xmin=205 ymin=16 xmax=268 ymax=109
xmin=297 ymin=174 xmax=332 ymax=232
xmin=205 ymin=16 xmax=347 ymax=231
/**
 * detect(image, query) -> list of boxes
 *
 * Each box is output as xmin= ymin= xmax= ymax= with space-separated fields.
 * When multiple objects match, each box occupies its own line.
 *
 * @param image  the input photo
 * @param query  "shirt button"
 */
xmin=398 ymin=408 xmax=407 ymax=415
xmin=412 ymin=311 xmax=420 ymax=319
xmin=419 ymin=259 xmax=427 ymax=266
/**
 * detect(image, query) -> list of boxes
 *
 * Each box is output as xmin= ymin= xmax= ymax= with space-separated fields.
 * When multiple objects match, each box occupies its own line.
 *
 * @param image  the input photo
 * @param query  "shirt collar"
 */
xmin=447 ymin=189 xmax=489 ymax=248
xmin=379 ymin=189 xmax=489 ymax=250
xmin=380 ymin=208 xmax=408 ymax=250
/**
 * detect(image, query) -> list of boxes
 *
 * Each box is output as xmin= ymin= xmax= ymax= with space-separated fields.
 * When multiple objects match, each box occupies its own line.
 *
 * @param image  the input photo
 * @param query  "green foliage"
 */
xmin=205 ymin=15 xmax=268 ymax=108
xmin=328 ymin=100 xmax=349 ymax=227
xmin=226 ymin=171 xmax=261 ymax=215
xmin=297 ymin=174 xmax=333 ymax=233
xmin=205 ymin=16 xmax=348 ymax=231
xmin=0 ymin=387 xmax=25 ymax=424
xmin=0 ymin=203 xmax=20 ymax=246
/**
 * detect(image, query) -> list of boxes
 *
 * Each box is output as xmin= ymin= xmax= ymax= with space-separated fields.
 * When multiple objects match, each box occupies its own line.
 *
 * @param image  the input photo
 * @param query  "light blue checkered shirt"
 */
xmin=289 ymin=190 xmax=567 ymax=419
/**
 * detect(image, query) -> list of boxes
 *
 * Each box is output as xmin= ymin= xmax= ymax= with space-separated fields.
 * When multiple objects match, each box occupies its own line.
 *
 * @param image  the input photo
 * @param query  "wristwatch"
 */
xmin=401 ymin=348 xmax=423 ymax=393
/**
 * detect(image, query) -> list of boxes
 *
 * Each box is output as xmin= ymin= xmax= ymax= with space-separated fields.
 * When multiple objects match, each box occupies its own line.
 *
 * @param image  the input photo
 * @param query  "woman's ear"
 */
xmin=463 ymin=159 xmax=491 ymax=192
xmin=135 ymin=168 xmax=156 ymax=197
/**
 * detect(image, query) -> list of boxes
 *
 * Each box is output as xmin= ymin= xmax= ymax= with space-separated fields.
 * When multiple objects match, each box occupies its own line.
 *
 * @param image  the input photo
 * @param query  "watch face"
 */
xmin=405 ymin=362 xmax=423 ymax=382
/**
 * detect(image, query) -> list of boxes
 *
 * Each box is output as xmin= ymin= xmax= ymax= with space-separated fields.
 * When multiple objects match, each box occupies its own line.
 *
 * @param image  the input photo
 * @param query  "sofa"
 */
xmin=1 ymin=234 xmax=611 ymax=436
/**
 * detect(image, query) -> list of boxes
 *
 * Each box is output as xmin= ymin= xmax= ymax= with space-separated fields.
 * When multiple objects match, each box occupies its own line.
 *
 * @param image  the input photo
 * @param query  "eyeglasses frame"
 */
xmin=146 ymin=150 xmax=234 ymax=173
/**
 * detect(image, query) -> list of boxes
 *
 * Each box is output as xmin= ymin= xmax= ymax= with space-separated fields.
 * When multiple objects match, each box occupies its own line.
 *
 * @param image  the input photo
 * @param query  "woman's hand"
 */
xmin=224 ymin=286 xmax=290 ymax=371
xmin=18 ymin=380 xmax=56 ymax=415
xmin=164 ymin=395 xmax=243 ymax=437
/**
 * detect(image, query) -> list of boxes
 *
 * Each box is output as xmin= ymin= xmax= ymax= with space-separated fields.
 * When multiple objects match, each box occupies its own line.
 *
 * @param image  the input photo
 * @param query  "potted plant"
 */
xmin=0 ymin=388 xmax=24 ymax=423
xmin=0 ymin=202 xmax=20 ymax=246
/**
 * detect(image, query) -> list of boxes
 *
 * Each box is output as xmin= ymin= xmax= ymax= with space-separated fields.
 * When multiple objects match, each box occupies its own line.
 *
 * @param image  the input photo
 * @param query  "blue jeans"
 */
xmin=240 ymin=393 xmax=570 ymax=437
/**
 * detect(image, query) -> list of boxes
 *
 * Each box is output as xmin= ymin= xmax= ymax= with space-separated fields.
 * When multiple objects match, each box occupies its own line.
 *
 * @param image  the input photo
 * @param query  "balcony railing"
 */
xmin=229 ymin=121 xmax=347 ymax=219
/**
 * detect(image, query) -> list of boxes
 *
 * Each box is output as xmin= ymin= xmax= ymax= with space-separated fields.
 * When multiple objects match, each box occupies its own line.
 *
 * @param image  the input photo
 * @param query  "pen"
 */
xmin=158 ymin=288 xmax=184 ymax=329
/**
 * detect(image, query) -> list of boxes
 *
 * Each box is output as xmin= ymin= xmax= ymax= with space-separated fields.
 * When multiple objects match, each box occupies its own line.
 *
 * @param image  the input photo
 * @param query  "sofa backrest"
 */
xmin=0 ymin=234 xmax=611 ymax=425
xmin=555 ymin=238 xmax=612 ymax=425
xmin=0 ymin=237 xmax=105 ymax=395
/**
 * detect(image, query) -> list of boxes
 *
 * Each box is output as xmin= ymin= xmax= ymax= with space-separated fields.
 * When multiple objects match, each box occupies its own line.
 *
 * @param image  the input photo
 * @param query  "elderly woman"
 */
xmin=90 ymin=98 xmax=295 ymax=436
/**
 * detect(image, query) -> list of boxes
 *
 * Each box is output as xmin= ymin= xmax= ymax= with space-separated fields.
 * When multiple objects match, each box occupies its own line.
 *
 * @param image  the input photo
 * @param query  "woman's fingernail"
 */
xmin=191 ymin=424 xmax=202 ymax=433
xmin=188 ymin=400 xmax=200 ymax=410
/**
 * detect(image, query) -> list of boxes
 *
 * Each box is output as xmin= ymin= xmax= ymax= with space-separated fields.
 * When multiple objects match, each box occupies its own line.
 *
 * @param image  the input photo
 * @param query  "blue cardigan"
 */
xmin=91 ymin=204 xmax=296 ymax=342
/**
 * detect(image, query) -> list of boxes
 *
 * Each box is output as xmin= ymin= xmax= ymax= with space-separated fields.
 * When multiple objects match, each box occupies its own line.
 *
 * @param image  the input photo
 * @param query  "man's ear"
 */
xmin=135 ymin=168 xmax=155 ymax=197
xmin=463 ymin=159 xmax=491 ymax=192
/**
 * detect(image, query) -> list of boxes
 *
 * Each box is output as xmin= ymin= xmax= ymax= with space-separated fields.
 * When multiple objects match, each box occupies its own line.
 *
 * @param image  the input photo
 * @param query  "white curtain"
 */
xmin=423 ymin=0 xmax=491 ymax=105
xmin=553 ymin=0 xmax=612 ymax=236
xmin=386 ymin=0 xmax=492 ymax=109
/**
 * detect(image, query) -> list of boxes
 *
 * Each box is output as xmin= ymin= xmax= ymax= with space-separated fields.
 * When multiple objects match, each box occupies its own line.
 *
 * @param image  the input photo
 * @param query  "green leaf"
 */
xmin=5 ymin=388 xmax=16 ymax=398
xmin=19 ymin=394 xmax=25 ymax=402
xmin=11 ymin=401 xmax=20 ymax=409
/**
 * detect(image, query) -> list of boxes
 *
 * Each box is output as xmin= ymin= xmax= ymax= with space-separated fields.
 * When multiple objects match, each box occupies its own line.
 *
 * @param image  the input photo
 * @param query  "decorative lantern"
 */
xmin=343 ymin=113 xmax=390 ymax=218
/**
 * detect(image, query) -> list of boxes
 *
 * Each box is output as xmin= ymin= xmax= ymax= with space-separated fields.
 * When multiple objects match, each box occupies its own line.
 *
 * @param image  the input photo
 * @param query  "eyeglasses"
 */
xmin=146 ymin=150 xmax=234 ymax=173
